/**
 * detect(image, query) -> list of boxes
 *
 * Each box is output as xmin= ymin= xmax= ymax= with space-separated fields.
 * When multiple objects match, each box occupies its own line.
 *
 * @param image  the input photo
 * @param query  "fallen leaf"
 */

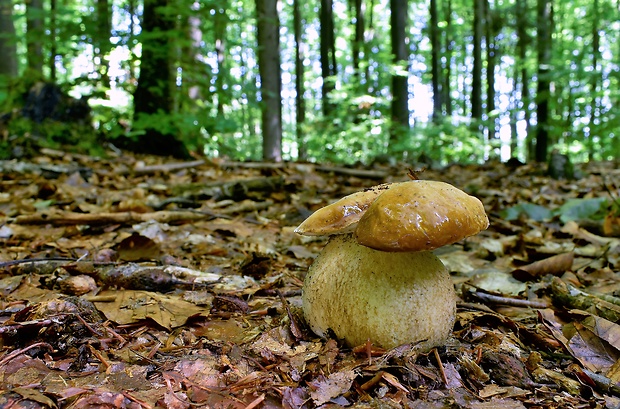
xmin=308 ymin=370 xmax=357 ymax=406
xmin=93 ymin=290 xmax=207 ymax=329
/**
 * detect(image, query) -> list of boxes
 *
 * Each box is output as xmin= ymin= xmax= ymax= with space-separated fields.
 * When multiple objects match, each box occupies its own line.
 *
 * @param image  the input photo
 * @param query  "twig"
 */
xmin=244 ymin=394 xmax=265 ymax=409
xmin=469 ymin=291 xmax=550 ymax=309
xmin=14 ymin=210 xmax=219 ymax=226
xmin=360 ymin=371 xmax=384 ymax=391
xmin=433 ymin=348 xmax=449 ymax=387
xmin=133 ymin=159 xmax=205 ymax=175
xmin=0 ymin=342 xmax=53 ymax=367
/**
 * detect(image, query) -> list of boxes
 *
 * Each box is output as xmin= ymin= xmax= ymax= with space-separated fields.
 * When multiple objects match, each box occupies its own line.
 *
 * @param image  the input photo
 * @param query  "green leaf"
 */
xmin=501 ymin=203 xmax=553 ymax=221
xmin=33 ymin=200 xmax=55 ymax=209
xmin=555 ymin=197 xmax=608 ymax=223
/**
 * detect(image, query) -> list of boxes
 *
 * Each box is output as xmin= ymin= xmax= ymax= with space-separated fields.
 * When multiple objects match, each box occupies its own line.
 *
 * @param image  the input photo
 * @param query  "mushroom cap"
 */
xmin=294 ymin=183 xmax=393 ymax=236
xmin=355 ymin=180 xmax=489 ymax=252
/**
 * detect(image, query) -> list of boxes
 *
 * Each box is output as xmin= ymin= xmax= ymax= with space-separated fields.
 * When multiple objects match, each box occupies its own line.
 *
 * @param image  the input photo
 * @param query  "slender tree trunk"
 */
xmin=185 ymin=1 xmax=204 ymax=102
xmin=364 ymin=0 xmax=376 ymax=93
xmin=430 ymin=0 xmax=441 ymax=122
xmin=516 ymin=0 xmax=532 ymax=161
xmin=486 ymin=0 xmax=497 ymax=150
xmin=0 ymin=0 xmax=18 ymax=77
xmin=351 ymin=0 xmax=364 ymax=83
xmin=320 ymin=0 xmax=337 ymax=116
xmin=293 ymin=0 xmax=306 ymax=160
xmin=128 ymin=0 xmax=138 ymax=84
xmin=589 ymin=0 xmax=600 ymax=161
xmin=134 ymin=0 xmax=187 ymax=157
xmin=442 ymin=0 xmax=453 ymax=116
xmin=95 ymin=0 xmax=112 ymax=88
xmin=389 ymin=0 xmax=410 ymax=146
xmin=471 ymin=0 xmax=484 ymax=120
xmin=26 ymin=0 xmax=44 ymax=76
xmin=256 ymin=0 xmax=282 ymax=162
xmin=49 ymin=0 xmax=57 ymax=80
xmin=214 ymin=3 xmax=228 ymax=117
xmin=535 ymin=0 xmax=553 ymax=163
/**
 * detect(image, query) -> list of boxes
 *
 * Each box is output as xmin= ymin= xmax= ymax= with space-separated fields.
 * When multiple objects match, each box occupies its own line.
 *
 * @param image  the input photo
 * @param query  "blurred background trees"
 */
xmin=0 ymin=0 xmax=618 ymax=164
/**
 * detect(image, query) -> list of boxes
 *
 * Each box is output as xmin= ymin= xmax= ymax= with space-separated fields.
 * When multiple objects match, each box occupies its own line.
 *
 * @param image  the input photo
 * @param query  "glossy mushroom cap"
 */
xmin=295 ymin=183 xmax=393 ymax=236
xmin=355 ymin=180 xmax=489 ymax=252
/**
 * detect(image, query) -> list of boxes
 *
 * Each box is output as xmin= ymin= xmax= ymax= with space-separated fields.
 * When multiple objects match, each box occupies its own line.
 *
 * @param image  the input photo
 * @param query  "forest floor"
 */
xmin=0 ymin=149 xmax=619 ymax=409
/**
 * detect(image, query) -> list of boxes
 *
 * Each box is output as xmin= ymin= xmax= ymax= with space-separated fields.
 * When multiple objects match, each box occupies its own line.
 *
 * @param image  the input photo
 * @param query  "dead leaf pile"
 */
xmin=0 ymin=149 xmax=619 ymax=408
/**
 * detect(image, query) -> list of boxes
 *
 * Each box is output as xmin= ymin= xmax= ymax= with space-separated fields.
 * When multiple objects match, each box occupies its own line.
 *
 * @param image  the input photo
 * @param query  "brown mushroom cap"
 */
xmin=355 ymin=180 xmax=489 ymax=252
xmin=294 ymin=183 xmax=393 ymax=236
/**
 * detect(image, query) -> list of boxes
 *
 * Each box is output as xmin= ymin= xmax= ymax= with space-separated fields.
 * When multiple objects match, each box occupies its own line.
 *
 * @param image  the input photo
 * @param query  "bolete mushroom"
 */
xmin=295 ymin=180 xmax=489 ymax=350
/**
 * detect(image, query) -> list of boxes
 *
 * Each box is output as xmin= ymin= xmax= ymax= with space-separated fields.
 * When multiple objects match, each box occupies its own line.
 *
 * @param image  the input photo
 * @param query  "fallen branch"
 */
xmin=315 ymin=165 xmax=388 ymax=179
xmin=13 ymin=210 xmax=217 ymax=226
xmin=133 ymin=159 xmax=206 ymax=175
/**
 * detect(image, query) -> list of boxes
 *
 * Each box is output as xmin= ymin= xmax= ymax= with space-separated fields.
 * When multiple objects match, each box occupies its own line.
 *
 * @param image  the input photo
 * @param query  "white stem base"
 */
xmin=302 ymin=234 xmax=456 ymax=350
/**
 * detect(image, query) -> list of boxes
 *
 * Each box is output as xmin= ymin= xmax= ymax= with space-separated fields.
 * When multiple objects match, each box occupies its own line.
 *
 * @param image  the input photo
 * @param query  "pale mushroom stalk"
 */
xmin=296 ymin=180 xmax=489 ymax=350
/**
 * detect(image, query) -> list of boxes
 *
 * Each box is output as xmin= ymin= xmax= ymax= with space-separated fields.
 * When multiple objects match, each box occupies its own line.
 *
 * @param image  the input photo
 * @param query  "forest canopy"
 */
xmin=0 ymin=0 xmax=618 ymax=164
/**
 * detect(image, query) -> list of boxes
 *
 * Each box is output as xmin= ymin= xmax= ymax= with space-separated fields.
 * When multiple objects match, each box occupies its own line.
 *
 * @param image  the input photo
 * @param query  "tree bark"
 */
xmin=133 ymin=0 xmax=187 ymax=157
xmin=0 ymin=1 xmax=18 ymax=77
xmin=293 ymin=0 xmax=306 ymax=160
xmin=390 ymin=0 xmax=410 ymax=144
xmin=430 ymin=0 xmax=441 ymax=122
xmin=95 ymin=0 xmax=112 ymax=88
xmin=184 ymin=1 xmax=204 ymax=102
xmin=26 ymin=0 xmax=44 ymax=76
xmin=320 ymin=0 xmax=337 ymax=116
xmin=214 ymin=3 xmax=228 ymax=117
xmin=471 ymin=0 xmax=483 ymax=120
xmin=442 ymin=0 xmax=453 ymax=116
xmin=516 ymin=0 xmax=532 ymax=161
xmin=486 ymin=0 xmax=497 ymax=142
xmin=351 ymin=0 xmax=365 ymax=80
xmin=49 ymin=0 xmax=57 ymax=80
xmin=589 ymin=0 xmax=600 ymax=161
xmin=256 ymin=0 xmax=283 ymax=162
xmin=535 ymin=0 xmax=553 ymax=163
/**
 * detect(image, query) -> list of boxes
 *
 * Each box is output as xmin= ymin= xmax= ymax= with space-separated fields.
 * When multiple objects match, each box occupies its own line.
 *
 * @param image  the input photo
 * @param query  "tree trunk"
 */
xmin=429 ymin=0 xmax=441 ymax=122
xmin=214 ymin=3 xmax=228 ymax=117
xmin=256 ymin=0 xmax=283 ymax=162
xmin=320 ymin=0 xmax=337 ymax=116
xmin=49 ymin=0 xmax=57 ymax=80
xmin=486 ymin=0 xmax=497 ymax=147
xmin=365 ymin=0 xmax=377 ymax=93
xmin=516 ymin=0 xmax=532 ymax=161
xmin=133 ymin=0 xmax=187 ymax=157
xmin=184 ymin=1 xmax=204 ymax=102
xmin=0 ymin=0 xmax=18 ymax=77
xmin=471 ymin=0 xmax=483 ymax=120
xmin=26 ymin=0 xmax=44 ymax=76
xmin=442 ymin=0 xmax=453 ymax=116
xmin=589 ymin=0 xmax=600 ymax=161
xmin=389 ymin=0 xmax=409 ymax=145
xmin=95 ymin=0 xmax=112 ymax=88
xmin=351 ymin=0 xmax=364 ymax=80
xmin=535 ymin=0 xmax=553 ymax=163
xmin=293 ymin=0 xmax=306 ymax=161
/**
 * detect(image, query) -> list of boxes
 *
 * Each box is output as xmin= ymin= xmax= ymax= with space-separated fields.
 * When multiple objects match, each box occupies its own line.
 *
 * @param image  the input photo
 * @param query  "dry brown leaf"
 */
xmin=512 ymin=252 xmax=574 ymax=281
xmin=308 ymin=370 xmax=357 ymax=406
xmin=93 ymin=290 xmax=207 ymax=329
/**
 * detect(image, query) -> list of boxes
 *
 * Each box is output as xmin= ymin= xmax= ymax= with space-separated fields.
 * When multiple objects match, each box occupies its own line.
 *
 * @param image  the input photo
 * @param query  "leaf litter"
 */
xmin=0 ymin=150 xmax=619 ymax=408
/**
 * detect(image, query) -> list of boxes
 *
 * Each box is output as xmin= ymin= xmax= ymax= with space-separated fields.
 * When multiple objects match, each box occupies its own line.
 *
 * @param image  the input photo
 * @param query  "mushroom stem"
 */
xmin=302 ymin=234 xmax=456 ymax=350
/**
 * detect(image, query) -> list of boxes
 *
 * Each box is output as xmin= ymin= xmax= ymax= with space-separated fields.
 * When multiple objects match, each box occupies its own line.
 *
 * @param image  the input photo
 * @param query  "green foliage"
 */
xmin=501 ymin=197 xmax=610 ymax=223
xmin=556 ymin=197 xmax=609 ymax=223
xmin=2 ymin=0 xmax=618 ymax=163
xmin=501 ymin=203 xmax=554 ymax=221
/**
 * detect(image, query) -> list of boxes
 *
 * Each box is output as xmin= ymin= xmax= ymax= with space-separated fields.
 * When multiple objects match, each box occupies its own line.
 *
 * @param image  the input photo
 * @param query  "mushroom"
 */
xmin=295 ymin=180 xmax=489 ymax=350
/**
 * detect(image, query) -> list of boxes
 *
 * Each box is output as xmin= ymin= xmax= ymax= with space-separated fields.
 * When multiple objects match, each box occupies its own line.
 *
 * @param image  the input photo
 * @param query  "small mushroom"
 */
xmin=296 ymin=180 xmax=489 ymax=350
